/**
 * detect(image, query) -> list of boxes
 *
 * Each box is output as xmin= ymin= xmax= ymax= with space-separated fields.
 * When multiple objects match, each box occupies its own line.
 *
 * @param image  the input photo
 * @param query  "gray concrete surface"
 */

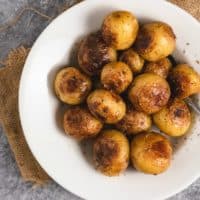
xmin=0 ymin=0 xmax=200 ymax=199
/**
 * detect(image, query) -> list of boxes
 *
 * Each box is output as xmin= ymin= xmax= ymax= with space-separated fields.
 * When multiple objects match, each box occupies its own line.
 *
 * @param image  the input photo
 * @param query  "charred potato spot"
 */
xmin=102 ymin=11 xmax=139 ymax=50
xmin=63 ymin=106 xmax=103 ymax=140
xmin=116 ymin=106 xmax=152 ymax=135
xmin=87 ymin=89 xmax=126 ymax=124
xmin=135 ymin=27 xmax=153 ymax=54
xmin=168 ymin=64 xmax=200 ymax=99
xmin=54 ymin=67 xmax=92 ymax=105
xmin=101 ymin=62 xmax=133 ymax=94
xmin=131 ymin=132 xmax=172 ymax=175
xmin=94 ymin=138 xmax=119 ymax=168
xmin=145 ymin=58 xmax=172 ymax=78
xmin=93 ymin=129 xmax=130 ymax=176
xmin=120 ymin=49 xmax=144 ymax=73
xmin=128 ymin=73 xmax=171 ymax=114
xmin=153 ymin=98 xmax=191 ymax=137
xmin=78 ymin=32 xmax=117 ymax=76
xmin=134 ymin=22 xmax=176 ymax=61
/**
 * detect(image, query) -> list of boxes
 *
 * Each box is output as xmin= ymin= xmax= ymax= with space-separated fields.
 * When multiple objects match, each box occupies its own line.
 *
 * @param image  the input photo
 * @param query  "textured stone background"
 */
xmin=0 ymin=0 xmax=200 ymax=199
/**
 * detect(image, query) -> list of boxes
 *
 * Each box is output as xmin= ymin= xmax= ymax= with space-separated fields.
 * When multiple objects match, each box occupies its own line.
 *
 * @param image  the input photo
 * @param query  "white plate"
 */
xmin=19 ymin=0 xmax=200 ymax=200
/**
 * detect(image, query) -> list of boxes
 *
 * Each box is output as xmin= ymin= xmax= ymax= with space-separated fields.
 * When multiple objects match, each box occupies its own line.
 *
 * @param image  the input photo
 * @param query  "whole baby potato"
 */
xmin=128 ymin=73 xmax=171 ymax=114
xmin=145 ymin=57 xmax=172 ymax=78
xmin=78 ymin=32 xmax=117 ymax=76
xmin=116 ymin=105 xmax=152 ymax=135
xmin=93 ymin=129 xmax=129 ymax=176
xmin=168 ymin=64 xmax=200 ymax=99
xmin=153 ymin=98 xmax=191 ymax=137
xmin=102 ymin=11 xmax=139 ymax=50
xmin=63 ymin=106 xmax=103 ymax=140
xmin=134 ymin=22 xmax=176 ymax=61
xmin=87 ymin=89 xmax=126 ymax=124
xmin=101 ymin=62 xmax=133 ymax=94
xmin=54 ymin=67 xmax=92 ymax=105
xmin=131 ymin=132 xmax=172 ymax=175
xmin=120 ymin=49 xmax=145 ymax=73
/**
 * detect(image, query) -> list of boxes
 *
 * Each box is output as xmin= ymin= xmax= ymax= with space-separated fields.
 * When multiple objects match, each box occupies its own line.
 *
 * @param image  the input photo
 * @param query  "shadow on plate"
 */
xmin=79 ymin=138 xmax=95 ymax=167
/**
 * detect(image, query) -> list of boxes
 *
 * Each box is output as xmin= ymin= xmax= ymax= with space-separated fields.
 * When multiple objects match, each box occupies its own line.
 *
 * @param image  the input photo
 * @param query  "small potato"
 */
xmin=134 ymin=22 xmax=176 ymax=61
xmin=153 ymin=98 xmax=191 ymax=137
xmin=87 ymin=89 xmax=126 ymax=124
xmin=116 ymin=106 xmax=152 ymax=135
xmin=63 ymin=106 xmax=103 ymax=140
xmin=168 ymin=64 xmax=200 ymax=99
xmin=78 ymin=32 xmax=117 ymax=76
xmin=145 ymin=57 xmax=172 ymax=78
xmin=131 ymin=132 xmax=172 ymax=175
xmin=93 ymin=129 xmax=129 ymax=176
xmin=120 ymin=49 xmax=145 ymax=73
xmin=102 ymin=11 xmax=139 ymax=50
xmin=54 ymin=67 xmax=91 ymax=105
xmin=128 ymin=73 xmax=171 ymax=114
xmin=101 ymin=62 xmax=133 ymax=94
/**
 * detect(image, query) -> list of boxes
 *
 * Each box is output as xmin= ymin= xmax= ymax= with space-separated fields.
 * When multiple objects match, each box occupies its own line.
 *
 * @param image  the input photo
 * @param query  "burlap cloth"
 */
xmin=0 ymin=0 xmax=199 ymax=185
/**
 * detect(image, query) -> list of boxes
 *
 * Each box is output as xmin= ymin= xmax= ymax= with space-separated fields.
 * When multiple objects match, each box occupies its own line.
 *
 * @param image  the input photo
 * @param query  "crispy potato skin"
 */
xmin=116 ymin=106 xmax=152 ymax=135
xmin=102 ymin=11 xmax=139 ymax=50
xmin=54 ymin=67 xmax=92 ymax=105
xmin=134 ymin=22 xmax=176 ymax=61
xmin=120 ymin=49 xmax=144 ymax=73
xmin=145 ymin=57 xmax=172 ymax=78
xmin=63 ymin=106 xmax=103 ymax=140
xmin=87 ymin=89 xmax=126 ymax=124
xmin=153 ymin=98 xmax=191 ymax=137
xmin=168 ymin=64 xmax=200 ymax=99
xmin=101 ymin=62 xmax=133 ymax=94
xmin=128 ymin=73 xmax=171 ymax=114
xmin=78 ymin=32 xmax=117 ymax=76
xmin=93 ymin=129 xmax=129 ymax=176
xmin=131 ymin=132 xmax=172 ymax=175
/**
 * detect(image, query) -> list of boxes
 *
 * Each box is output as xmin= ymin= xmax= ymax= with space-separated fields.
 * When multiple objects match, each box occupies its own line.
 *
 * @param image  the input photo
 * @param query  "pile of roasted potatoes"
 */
xmin=54 ymin=11 xmax=200 ymax=176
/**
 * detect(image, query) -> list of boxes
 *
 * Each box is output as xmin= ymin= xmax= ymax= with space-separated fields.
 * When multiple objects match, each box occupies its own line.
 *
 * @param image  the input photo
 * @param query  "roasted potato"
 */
xmin=131 ymin=132 xmax=172 ymax=175
xmin=63 ymin=106 xmax=103 ymax=140
xmin=168 ymin=64 xmax=200 ymax=99
xmin=54 ymin=67 xmax=91 ymax=105
xmin=145 ymin=57 xmax=172 ymax=78
xmin=119 ymin=49 xmax=144 ymax=73
xmin=134 ymin=22 xmax=176 ymax=61
xmin=93 ymin=129 xmax=129 ymax=176
xmin=101 ymin=62 xmax=133 ymax=94
xmin=153 ymin=98 xmax=191 ymax=137
xmin=116 ymin=106 xmax=152 ymax=135
xmin=78 ymin=32 xmax=117 ymax=76
xmin=128 ymin=73 xmax=171 ymax=114
xmin=102 ymin=11 xmax=139 ymax=50
xmin=87 ymin=89 xmax=126 ymax=124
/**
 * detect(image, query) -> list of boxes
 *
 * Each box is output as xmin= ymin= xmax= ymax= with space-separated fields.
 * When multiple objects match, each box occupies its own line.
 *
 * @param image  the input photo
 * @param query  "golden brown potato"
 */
xmin=134 ymin=22 xmax=176 ymax=61
xmin=54 ymin=67 xmax=92 ymax=105
xmin=168 ymin=64 xmax=200 ymax=99
xmin=93 ymin=129 xmax=129 ymax=176
xmin=102 ymin=11 xmax=139 ymax=50
xmin=116 ymin=106 xmax=152 ymax=135
xmin=87 ymin=89 xmax=126 ymax=124
xmin=101 ymin=62 xmax=133 ymax=94
xmin=145 ymin=57 xmax=172 ymax=78
xmin=131 ymin=132 xmax=172 ymax=175
xmin=153 ymin=98 xmax=191 ymax=137
xmin=78 ymin=32 xmax=117 ymax=76
xmin=63 ymin=106 xmax=103 ymax=140
xmin=119 ymin=49 xmax=144 ymax=73
xmin=128 ymin=73 xmax=171 ymax=114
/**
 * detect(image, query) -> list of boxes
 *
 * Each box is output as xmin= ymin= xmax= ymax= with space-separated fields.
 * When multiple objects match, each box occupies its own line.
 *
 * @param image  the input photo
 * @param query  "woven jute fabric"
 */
xmin=0 ymin=0 xmax=199 ymax=185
